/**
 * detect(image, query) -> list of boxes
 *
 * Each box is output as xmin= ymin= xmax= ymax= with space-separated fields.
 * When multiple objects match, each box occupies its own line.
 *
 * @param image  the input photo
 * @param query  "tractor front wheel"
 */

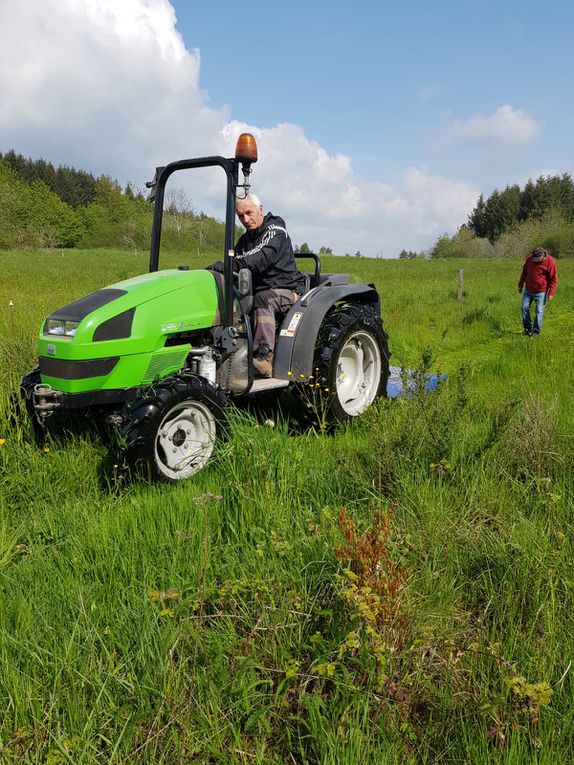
xmin=119 ymin=375 xmax=227 ymax=482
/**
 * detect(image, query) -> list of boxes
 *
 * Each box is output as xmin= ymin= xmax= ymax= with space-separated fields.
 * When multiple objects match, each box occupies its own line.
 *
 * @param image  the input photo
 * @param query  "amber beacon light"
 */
xmin=235 ymin=133 xmax=258 ymax=164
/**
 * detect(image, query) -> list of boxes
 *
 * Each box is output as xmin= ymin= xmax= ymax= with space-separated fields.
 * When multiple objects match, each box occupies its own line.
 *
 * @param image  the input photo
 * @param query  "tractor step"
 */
xmin=249 ymin=378 xmax=290 ymax=393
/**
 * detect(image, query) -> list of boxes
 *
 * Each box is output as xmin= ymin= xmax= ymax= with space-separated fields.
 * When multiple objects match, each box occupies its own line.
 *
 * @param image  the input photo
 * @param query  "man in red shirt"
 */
xmin=518 ymin=247 xmax=558 ymax=336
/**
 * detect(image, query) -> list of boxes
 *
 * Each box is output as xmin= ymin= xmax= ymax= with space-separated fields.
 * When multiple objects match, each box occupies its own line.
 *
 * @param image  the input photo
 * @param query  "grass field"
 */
xmin=1 ymin=249 xmax=573 ymax=764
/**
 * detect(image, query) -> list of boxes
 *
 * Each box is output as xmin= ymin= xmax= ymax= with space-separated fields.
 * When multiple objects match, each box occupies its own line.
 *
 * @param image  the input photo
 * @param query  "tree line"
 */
xmin=2 ymin=149 xmax=107 ymax=208
xmin=0 ymin=150 xmax=337 ymax=256
xmin=4 ymin=149 xmax=572 ymax=259
xmin=0 ymin=150 xmax=227 ymax=251
xmin=429 ymin=173 xmax=574 ymax=259
xmin=468 ymin=174 xmax=574 ymax=243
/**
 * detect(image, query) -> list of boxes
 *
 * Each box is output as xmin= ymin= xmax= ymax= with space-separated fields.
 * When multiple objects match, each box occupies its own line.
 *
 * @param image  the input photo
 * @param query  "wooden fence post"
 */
xmin=458 ymin=269 xmax=463 ymax=303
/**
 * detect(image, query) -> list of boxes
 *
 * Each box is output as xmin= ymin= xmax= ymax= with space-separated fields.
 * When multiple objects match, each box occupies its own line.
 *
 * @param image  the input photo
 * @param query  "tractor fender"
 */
xmin=273 ymin=283 xmax=380 ymax=379
xmin=120 ymin=400 xmax=162 ymax=449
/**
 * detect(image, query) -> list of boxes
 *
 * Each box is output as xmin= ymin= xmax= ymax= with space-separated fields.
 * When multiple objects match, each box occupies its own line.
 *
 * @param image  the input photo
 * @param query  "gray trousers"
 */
xmin=253 ymin=288 xmax=298 ymax=358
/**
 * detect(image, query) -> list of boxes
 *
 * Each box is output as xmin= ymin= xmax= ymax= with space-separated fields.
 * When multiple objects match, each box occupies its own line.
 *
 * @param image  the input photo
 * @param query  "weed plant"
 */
xmin=0 ymin=250 xmax=573 ymax=763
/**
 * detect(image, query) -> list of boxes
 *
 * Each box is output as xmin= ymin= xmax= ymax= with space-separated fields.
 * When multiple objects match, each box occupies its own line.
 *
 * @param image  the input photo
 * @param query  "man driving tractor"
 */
xmin=209 ymin=194 xmax=306 ymax=377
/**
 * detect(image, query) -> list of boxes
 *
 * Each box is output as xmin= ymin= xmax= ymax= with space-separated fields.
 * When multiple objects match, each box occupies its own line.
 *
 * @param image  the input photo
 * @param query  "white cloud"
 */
xmin=218 ymin=121 xmax=364 ymax=218
xmin=451 ymin=105 xmax=540 ymax=146
xmin=0 ymin=0 xmax=224 ymax=178
xmin=217 ymin=123 xmax=478 ymax=254
xmin=0 ymin=0 xmax=479 ymax=256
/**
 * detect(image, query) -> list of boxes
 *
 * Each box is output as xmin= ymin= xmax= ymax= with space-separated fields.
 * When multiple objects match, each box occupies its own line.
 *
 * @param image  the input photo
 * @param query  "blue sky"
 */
xmin=1 ymin=0 xmax=572 ymax=256
xmin=173 ymin=0 xmax=573 ymax=187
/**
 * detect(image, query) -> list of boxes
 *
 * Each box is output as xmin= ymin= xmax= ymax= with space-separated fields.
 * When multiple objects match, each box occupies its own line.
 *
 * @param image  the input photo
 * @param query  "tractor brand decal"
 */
xmin=161 ymin=320 xmax=201 ymax=332
xmin=47 ymin=344 xmax=56 ymax=356
xmin=280 ymin=311 xmax=303 ymax=337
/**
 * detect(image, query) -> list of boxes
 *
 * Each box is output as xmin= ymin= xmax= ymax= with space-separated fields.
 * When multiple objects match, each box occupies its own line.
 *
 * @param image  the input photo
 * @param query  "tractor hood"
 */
xmin=38 ymin=269 xmax=222 ymax=363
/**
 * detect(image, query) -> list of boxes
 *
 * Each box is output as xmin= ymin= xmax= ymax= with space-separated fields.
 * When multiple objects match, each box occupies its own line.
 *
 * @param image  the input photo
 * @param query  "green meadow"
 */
xmin=1 ymin=249 xmax=573 ymax=764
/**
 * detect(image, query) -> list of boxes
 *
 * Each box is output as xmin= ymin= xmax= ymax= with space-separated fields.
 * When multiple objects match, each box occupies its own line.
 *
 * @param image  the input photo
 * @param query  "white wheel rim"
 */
xmin=335 ymin=331 xmax=382 ymax=415
xmin=154 ymin=401 xmax=217 ymax=480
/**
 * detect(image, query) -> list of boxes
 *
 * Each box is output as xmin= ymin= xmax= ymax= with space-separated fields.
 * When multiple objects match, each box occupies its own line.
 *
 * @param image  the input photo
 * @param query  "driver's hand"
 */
xmin=206 ymin=261 xmax=225 ymax=273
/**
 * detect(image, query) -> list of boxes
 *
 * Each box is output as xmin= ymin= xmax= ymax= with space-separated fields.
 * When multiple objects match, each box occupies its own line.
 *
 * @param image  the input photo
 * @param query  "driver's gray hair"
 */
xmin=237 ymin=193 xmax=262 ymax=209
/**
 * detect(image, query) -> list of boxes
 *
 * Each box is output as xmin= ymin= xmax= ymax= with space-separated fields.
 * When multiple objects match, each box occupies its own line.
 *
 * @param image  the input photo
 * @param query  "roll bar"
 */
xmin=147 ymin=156 xmax=239 ymax=328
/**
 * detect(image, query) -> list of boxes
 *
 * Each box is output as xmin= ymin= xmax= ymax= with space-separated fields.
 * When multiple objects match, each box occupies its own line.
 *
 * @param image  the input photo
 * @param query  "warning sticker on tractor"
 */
xmin=280 ymin=311 xmax=303 ymax=337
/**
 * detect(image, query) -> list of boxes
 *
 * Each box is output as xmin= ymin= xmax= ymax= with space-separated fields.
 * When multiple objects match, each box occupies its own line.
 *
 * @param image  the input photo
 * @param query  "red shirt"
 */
xmin=518 ymin=255 xmax=558 ymax=297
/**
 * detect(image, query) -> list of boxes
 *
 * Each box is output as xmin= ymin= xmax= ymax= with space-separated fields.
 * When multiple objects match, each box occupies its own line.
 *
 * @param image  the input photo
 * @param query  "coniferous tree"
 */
xmin=518 ymin=179 xmax=537 ymax=221
xmin=468 ymin=193 xmax=488 ymax=237
xmin=0 ymin=149 xmax=97 ymax=207
xmin=482 ymin=190 xmax=504 ymax=243
xmin=499 ymin=184 xmax=521 ymax=228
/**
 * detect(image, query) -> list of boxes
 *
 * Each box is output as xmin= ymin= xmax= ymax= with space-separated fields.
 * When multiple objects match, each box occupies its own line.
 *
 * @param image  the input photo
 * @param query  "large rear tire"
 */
xmin=119 ymin=375 xmax=227 ymax=482
xmin=301 ymin=303 xmax=389 ymax=426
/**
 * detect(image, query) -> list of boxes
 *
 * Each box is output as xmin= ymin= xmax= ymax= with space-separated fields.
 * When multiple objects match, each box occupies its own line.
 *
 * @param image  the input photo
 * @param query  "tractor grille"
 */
xmin=142 ymin=350 xmax=188 ymax=384
xmin=39 ymin=356 xmax=119 ymax=380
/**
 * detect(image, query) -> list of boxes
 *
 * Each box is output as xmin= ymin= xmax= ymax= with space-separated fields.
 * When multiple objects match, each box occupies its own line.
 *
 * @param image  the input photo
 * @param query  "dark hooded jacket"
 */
xmin=234 ymin=213 xmax=306 ymax=294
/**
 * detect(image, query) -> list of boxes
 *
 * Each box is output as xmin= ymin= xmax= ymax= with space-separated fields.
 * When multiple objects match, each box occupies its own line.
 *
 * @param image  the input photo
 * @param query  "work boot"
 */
xmin=254 ymin=355 xmax=273 ymax=379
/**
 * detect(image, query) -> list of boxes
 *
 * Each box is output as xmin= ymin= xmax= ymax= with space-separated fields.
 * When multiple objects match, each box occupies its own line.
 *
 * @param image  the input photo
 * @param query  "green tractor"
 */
xmin=20 ymin=133 xmax=390 ymax=482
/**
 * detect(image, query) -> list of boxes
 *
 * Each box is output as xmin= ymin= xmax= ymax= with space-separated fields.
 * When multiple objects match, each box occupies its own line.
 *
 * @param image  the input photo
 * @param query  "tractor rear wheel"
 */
xmin=303 ymin=303 xmax=389 ymax=426
xmin=119 ymin=375 xmax=227 ymax=482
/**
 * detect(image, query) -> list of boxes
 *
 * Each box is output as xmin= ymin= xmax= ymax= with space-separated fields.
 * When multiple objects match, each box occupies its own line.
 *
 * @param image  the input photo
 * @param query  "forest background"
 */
xmin=2 ymin=150 xmax=574 ymax=260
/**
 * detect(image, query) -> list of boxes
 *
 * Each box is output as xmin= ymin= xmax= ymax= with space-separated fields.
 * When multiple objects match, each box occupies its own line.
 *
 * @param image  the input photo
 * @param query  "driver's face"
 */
xmin=236 ymin=200 xmax=264 ymax=231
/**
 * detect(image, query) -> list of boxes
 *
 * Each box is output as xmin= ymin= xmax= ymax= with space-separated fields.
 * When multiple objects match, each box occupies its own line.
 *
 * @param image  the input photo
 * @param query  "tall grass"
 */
xmin=1 ymin=250 xmax=573 ymax=763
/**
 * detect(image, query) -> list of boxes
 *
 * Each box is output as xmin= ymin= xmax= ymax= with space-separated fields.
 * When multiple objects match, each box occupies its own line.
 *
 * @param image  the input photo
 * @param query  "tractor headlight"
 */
xmin=44 ymin=320 xmax=80 ymax=337
xmin=45 ymin=319 xmax=65 ymax=336
xmin=64 ymin=321 xmax=79 ymax=337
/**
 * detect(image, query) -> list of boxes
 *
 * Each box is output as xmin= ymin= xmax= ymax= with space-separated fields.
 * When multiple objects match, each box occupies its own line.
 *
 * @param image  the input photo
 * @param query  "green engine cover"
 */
xmin=37 ymin=269 xmax=222 ymax=394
